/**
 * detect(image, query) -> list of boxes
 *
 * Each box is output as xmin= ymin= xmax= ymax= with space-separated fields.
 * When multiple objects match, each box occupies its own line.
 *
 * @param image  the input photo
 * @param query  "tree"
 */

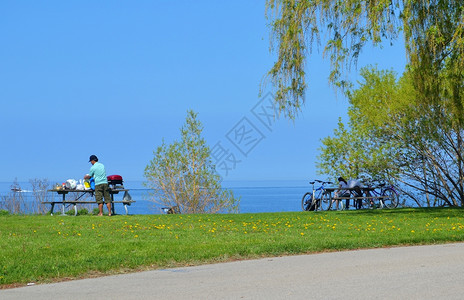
xmin=318 ymin=67 xmax=404 ymax=181
xmin=265 ymin=0 xmax=464 ymax=120
xmin=144 ymin=110 xmax=240 ymax=214
xmin=318 ymin=66 xmax=464 ymax=207
xmin=316 ymin=119 xmax=367 ymax=180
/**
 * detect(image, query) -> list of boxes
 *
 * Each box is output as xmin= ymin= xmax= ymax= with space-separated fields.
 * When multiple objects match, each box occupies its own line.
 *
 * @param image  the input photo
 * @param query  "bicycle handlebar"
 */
xmin=365 ymin=182 xmax=389 ymax=189
xmin=309 ymin=180 xmax=333 ymax=185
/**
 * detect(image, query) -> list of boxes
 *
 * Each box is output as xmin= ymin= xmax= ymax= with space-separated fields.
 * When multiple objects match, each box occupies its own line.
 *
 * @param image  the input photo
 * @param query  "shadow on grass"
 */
xmin=334 ymin=206 xmax=464 ymax=217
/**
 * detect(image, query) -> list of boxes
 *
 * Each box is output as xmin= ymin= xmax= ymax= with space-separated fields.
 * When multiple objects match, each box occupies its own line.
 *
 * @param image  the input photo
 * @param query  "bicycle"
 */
xmin=362 ymin=181 xmax=400 ymax=209
xmin=301 ymin=180 xmax=333 ymax=211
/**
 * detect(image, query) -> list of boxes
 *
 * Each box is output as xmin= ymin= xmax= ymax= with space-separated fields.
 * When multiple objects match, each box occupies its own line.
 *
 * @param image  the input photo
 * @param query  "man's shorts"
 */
xmin=95 ymin=183 xmax=111 ymax=204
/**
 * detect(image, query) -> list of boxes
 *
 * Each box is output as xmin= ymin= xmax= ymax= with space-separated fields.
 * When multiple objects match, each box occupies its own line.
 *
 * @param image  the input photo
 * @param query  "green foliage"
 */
xmin=318 ymin=68 xmax=405 ymax=182
xmin=2 ymin=209 xmax=464 ymax=286
xmin=317 ymin=119 xmax=364 ymax=180
xmin=265 ymin=0 xmax=401 ymax=118
xmin=144 ymin=110 xmax=239 ymax=214
xmin=77 ymin=208 xmax=89 ymax=215
xmin=318 ymin=66 xmax=464 ymax=207
xmin=65 ymin=208 xmax=89 ymax=216
xmin=63 ymin=208 xmax=90 ymax=216
xmin=403 ymin=0 xmax=464 ymax=125
xmin=265 ymin=0 xmax=464 ymax=121
xmin=65 ymin=209 xmax=74 ymax=216
xmin=0 ymin=210 xmax=9 ymax=216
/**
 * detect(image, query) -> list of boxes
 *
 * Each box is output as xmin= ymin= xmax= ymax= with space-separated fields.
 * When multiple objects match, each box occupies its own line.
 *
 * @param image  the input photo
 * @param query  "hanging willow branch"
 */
xmin=265 ymin=0 xmax=463 ymax=121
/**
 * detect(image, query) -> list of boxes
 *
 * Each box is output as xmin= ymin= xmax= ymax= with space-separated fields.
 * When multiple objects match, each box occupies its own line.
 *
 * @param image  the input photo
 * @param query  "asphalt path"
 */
xmin=2 ymin=242 xmax=464 ymax=299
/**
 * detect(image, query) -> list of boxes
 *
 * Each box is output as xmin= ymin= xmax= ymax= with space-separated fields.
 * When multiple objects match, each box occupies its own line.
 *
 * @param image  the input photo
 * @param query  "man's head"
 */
xmin=89 ymin=155 xmax=98 ymax=164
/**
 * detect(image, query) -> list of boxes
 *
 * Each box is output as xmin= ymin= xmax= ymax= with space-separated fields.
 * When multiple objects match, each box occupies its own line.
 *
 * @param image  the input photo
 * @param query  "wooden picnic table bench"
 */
xmin=324 ymin=187 xmax=387 ymax=209
xmin=44 ymin=188 xmax=135 ymax=216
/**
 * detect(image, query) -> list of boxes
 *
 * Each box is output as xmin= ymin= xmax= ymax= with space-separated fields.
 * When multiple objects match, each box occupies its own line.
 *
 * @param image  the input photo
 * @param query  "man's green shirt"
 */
xmin=89 ymin=162 xmax=108 ymax=186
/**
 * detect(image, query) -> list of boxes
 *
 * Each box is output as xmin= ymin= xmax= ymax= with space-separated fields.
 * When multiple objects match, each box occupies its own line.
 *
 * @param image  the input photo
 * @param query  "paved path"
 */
xmin=2 ymin=243 xmax=464 ymax=299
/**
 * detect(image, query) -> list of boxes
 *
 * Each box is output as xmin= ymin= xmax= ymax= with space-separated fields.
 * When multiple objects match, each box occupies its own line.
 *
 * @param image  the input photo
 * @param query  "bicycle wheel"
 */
xmin=382 ymin=188 xmax=399 ymax=208
xmin=319 ymin=192 xmax=332 ymax=211
xmin=301 ymin=192 xmax=314 ymax=211
xmin=358 ymin=192 xmax=373 ymax=209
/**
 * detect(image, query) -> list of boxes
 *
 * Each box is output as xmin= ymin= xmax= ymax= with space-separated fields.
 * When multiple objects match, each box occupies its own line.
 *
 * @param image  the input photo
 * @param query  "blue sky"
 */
xmin=0 ymin=1 xmax=406 ymax=184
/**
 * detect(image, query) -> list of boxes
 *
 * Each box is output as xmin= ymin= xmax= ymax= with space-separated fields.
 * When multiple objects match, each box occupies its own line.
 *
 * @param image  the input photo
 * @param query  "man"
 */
xmin=84 ymin=155 xmax=112 ymax=216
xmin=335 ymin=177 xmax=350 ymax=210
xmin=347 ymin=178 xmax=363 ymax=209
xmin=335 ymin=177 xmax=363 ymax=210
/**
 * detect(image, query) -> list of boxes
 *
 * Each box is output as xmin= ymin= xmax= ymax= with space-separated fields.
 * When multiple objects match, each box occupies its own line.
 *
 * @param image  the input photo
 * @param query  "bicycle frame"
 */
xmin=302 ymin=180 xmax=333 ymax=211
xmin=364 ymin=181 xmax=399 ymax=209
xmin=363 ymin=187 xmax=383 ymax=209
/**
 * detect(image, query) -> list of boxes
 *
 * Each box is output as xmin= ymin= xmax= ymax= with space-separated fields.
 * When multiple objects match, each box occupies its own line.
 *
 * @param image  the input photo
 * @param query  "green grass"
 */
xmin=2 ymin=207 xmax=464 ymax=287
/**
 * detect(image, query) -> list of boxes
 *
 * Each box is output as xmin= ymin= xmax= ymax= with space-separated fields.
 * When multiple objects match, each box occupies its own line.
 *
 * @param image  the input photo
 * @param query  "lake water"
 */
xmin=0 ymin=180 xmax=311 ymax=215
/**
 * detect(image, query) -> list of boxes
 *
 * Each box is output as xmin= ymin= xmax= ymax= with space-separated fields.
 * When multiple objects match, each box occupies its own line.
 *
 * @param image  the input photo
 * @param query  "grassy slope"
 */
xmin=1 ymin=207 xmax=464 ymax=287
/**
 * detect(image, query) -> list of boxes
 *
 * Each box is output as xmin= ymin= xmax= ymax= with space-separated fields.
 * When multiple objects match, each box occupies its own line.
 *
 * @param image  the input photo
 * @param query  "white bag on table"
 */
xmin=65 ymin=179 xmax=77 ymax=190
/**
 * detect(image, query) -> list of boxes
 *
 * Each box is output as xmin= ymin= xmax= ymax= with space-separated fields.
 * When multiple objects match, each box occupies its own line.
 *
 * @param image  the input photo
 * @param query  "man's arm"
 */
xmin=84 ymin=166 xmax=95 ymax=180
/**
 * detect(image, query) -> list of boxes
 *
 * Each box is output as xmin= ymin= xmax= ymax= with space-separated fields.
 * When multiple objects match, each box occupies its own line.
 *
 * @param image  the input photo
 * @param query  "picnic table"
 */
xmin=324 ymin=186 xmax=376 ymax=195
xmin=324 ymin=186 xmax=386 ymax=209
xmin=44 ymin=188 xmax=135 ymax=216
